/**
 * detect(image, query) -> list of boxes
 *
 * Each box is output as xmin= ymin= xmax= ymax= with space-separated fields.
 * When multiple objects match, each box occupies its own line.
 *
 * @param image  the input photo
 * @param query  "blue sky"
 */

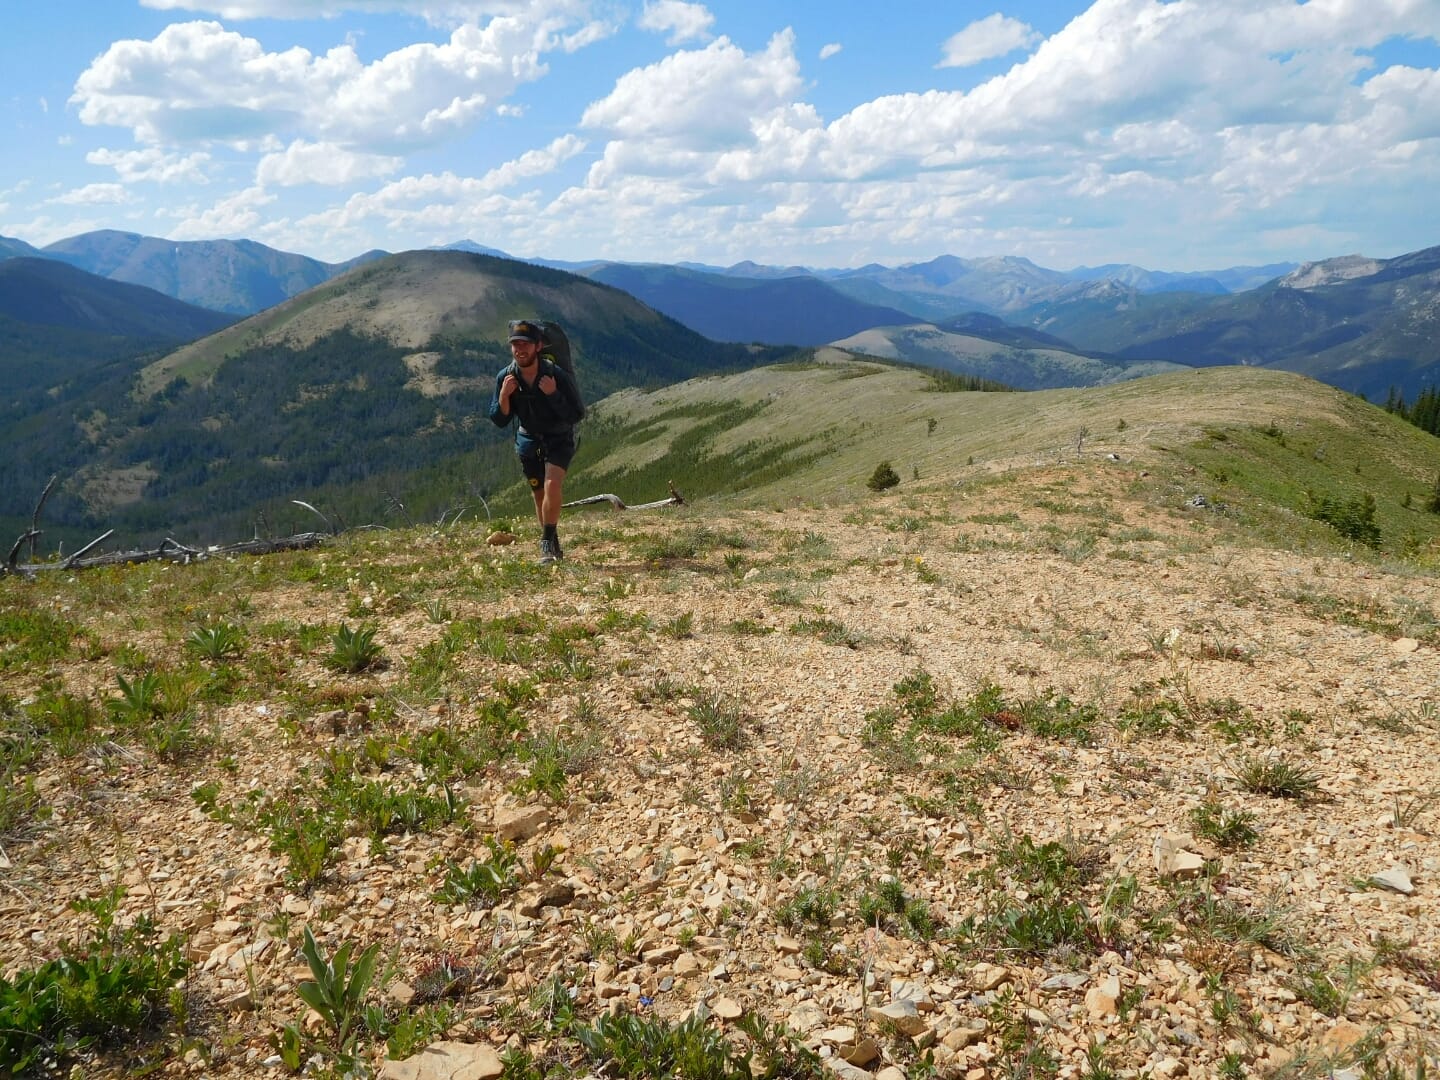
xmin=2 ymin=0 xmax=1437 ymax=272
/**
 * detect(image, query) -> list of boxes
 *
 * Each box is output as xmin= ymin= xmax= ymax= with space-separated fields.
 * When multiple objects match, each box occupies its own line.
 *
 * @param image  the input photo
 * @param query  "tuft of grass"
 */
xmin=1232 ymin=755 xmax=1322 ymax=799
xmin=688 ymin=691 xmax=749 ymax=749
xmin=1190 ymin=799 xmax=1260 ymax=849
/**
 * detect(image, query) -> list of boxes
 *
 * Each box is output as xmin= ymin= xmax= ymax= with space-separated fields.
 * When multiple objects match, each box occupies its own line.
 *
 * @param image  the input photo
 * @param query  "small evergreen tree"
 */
xmin=867 ymin=461 xmax=900 ymax=492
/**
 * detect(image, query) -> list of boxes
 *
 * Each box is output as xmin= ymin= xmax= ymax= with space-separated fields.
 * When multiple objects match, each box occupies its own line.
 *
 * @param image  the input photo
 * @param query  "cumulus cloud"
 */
xmin=47 ymin=183 xmax=134 ymax=206
xmin=87 ymin=147 xmax=212 ymax=184
xmin=257 ymin=141 xmax=406 ymax=186
xmin=582 ymin=30 xmax=802 ymax=149
xmin=169 ymin=184 xmax=276 ymax=238
xmin=637 ymin=1 xmax=714 ymax=45
xmin=819 ymin=43 xmax=842 ymax=61
xmin=938 ymin=13 xmax=1041 ymax=69
xmin=544 ymin=0 xmax=1440 ymax=266
xmin=71 ymin=17 xmax=550 ymax=152
xmin=290 ymin=134 xmax=584 ymax=240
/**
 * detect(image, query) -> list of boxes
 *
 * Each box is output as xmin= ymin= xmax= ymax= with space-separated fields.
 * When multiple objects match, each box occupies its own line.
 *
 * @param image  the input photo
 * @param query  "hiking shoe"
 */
xmin=538 ymin=537 xmax=561 ymax=565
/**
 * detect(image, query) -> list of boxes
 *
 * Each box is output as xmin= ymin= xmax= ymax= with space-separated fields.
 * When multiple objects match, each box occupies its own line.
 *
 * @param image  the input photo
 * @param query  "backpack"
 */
xmin=536 ymin=320 xmax=585 ymax=419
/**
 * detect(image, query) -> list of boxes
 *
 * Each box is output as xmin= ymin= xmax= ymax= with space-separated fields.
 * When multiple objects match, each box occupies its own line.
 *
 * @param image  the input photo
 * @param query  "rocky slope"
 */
xmin=1 ymin=452 xmax=1438 ymax=1079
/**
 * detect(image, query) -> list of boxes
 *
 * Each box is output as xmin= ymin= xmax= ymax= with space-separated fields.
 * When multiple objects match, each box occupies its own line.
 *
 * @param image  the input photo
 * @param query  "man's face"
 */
xmin=511 ymin=339 xmax=540 ymax=366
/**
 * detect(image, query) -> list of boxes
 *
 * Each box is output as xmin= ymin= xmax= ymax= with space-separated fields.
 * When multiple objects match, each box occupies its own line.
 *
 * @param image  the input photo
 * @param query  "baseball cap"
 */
xmin=508 ymin=320 xmax=543 ymax=344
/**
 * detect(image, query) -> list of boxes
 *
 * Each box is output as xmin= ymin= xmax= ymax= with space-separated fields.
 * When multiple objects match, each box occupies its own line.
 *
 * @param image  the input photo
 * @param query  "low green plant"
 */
xmin=107 ymin=671 xmax=164 ymax=725
xmin=1217 ymin=1051 xmax=1246 ymax=1079
xmin=1177 ymin=885 xmax=1300 ymax=956
xmin=661 ymin=612 xmax=696 ymax=639
xmin=733 ymin=1012 xmax=827 ymax=1080
xmin=574 ymin=1008 xmax=821 ymax=1080
xmin=788 ymin=616 xmax=862 ymax=648
xmin=0 ymin=887 xmax=188 ymax=1073
xmin=776 ymin=886 xmax=839 ymax=931
xmin=576 ymin=1010 xmax=740 ymax=1079
xmin=23 ymin=688 xmax=103 ymax=757
xmin=185 ymin=622 xmax=245 ymax=661
xmin=261 ymin=800 xmax=345 ymax=887
xmin=0 ymin=767 xmax=49 ymax=839
xmin=365 ymin=1000 xmax=456 ymax=1060
xmin=326 ymin=623 xmax=385 ymax=673
xmin=1080 ymin=1038 xmax=1119 ymax=1080
xmin=1190 ymin=799 xmax=1260 ymax=849
xmin=689 ymin=691 xmax=749 ymax=749
xmin=433 ymin=838 xmax=522 ymax=907
xmin=955 ymin=894 xmax=1095 ymax=958
xmin=1288 ymin=956 xmax=1368 ymax=1018
xmin=295 ymin=925 xmax=382 ymax=1053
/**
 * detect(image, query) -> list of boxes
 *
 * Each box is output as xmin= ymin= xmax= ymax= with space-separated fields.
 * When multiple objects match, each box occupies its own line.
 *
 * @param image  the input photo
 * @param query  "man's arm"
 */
xmin=488 ymin=368 xmax=517 ymax=428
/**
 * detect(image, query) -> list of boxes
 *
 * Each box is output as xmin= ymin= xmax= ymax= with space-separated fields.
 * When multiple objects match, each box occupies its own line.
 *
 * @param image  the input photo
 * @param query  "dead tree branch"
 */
xmin=29 ymin=474 xmax=57 ymax=563
xmin=8 ymin=532 xmax=328 ymax=576
xmin=564 ymin=482 xmax=686 ymax=512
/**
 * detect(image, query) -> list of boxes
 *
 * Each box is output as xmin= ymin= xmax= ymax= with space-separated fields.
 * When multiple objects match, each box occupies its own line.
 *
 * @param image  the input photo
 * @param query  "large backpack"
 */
xmin=536 ymin=320 xmax=585 ymax=419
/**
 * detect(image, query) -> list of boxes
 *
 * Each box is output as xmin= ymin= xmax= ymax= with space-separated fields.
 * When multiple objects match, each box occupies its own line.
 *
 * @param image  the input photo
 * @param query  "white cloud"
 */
xmin=257 ymin=141 xmax=406 ymax=186
xmin=819 ymin=43 xmax=842 ymax=61
xmin=47 ymin=183 xmax=134 ymax=206
xmin=87 ymin=147 xmax=212 ymax=184
xmin=582 ymin=30 xmax=802 ymax=150
xmin=526 ymin=0 xmax=1440 ymax=267
xmin=938 ymin=14 xmax=1041 ymax=69
xmin=169 ymin=184 xmax=276 ymax=238
xmin=289 ymin=134 xmax=584 ymax=244
xmin=637 ymin=1 xmax=714 ymax=45
xmin=39 ymin=97 xmax=49 ymax=113
xmin=71 ymin=17 xmax=552 ymax=152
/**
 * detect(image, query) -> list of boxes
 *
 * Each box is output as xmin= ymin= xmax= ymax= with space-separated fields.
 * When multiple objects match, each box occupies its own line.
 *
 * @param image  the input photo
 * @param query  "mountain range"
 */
xmin=0 ymin=249 xmax=788 ymax=545
xmin=2 ymin=226 xmax=1438 ymax=548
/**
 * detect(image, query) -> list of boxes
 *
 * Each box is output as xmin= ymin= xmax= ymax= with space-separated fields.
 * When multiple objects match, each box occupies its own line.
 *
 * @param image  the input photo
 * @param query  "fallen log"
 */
xmin=563 ymin=482 xmax=686 ymax=512
xmin=4 ymin=532 xmax=327 ymax=577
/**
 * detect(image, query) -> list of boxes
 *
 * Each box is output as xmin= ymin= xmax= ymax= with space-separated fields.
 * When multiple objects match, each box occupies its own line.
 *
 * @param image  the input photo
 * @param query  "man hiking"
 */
xmin=489 ymin=319 xmax=585 ymax=564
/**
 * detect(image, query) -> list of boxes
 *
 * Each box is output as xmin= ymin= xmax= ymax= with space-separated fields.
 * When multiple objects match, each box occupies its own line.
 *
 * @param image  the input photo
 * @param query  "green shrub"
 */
xmin=1190 ymin=800 xmax=1259 ymax=849
xmin=866 ymin=461 xmax=901 ymax=492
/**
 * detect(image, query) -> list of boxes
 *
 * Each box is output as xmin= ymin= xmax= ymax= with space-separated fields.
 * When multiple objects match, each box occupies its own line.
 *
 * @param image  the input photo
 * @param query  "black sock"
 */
xmin=543 ymin=524 xmax=558 ymax=542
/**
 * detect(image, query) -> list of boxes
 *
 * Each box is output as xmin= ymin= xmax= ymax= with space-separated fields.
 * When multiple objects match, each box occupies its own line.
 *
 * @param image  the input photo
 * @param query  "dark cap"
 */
xmin=508 ymin=319 xmax=542 ymax=344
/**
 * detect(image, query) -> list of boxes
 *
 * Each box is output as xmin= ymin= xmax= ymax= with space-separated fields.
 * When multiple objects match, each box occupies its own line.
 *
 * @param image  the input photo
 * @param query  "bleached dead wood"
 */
xmin=563 ymin=482 xmax=686 ymax=512
xmin=4 ymin=532 xmax=328 ymax=577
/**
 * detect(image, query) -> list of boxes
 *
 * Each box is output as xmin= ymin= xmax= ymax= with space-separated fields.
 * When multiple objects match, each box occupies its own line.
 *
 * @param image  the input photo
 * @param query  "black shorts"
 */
xmin=516 ymin=430 xmax=576 ymax=485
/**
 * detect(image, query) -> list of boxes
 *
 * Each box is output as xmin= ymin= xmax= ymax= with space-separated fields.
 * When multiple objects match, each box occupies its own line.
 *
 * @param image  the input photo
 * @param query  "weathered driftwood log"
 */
xmin=563 ymin=482 xmax=686 ymax=512
xmin=4 ymin=532 xmax=327 ymax=577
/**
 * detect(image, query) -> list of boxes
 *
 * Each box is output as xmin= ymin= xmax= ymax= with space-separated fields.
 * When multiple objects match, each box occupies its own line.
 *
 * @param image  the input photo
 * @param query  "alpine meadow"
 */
xmin=3 ymin=228 xmax=1440 ymax=1080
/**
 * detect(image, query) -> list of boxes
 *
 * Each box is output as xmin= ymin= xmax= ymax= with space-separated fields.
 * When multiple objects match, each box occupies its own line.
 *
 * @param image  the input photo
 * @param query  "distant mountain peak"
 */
xmin=1279 ymin=254 xmax=1382 ymax=289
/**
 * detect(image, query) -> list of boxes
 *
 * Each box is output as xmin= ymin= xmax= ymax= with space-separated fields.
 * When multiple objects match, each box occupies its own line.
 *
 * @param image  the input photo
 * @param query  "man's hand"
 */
xmin=537 ymin=374 xmax=557 ymax=395
xmin=499 ymin=372 xmax=520 ymax=410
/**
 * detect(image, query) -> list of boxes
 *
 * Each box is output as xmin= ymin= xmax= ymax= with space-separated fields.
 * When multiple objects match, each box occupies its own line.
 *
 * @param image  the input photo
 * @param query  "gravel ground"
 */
xmin=2 ymin=457 xmax=1438 ymax=1079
